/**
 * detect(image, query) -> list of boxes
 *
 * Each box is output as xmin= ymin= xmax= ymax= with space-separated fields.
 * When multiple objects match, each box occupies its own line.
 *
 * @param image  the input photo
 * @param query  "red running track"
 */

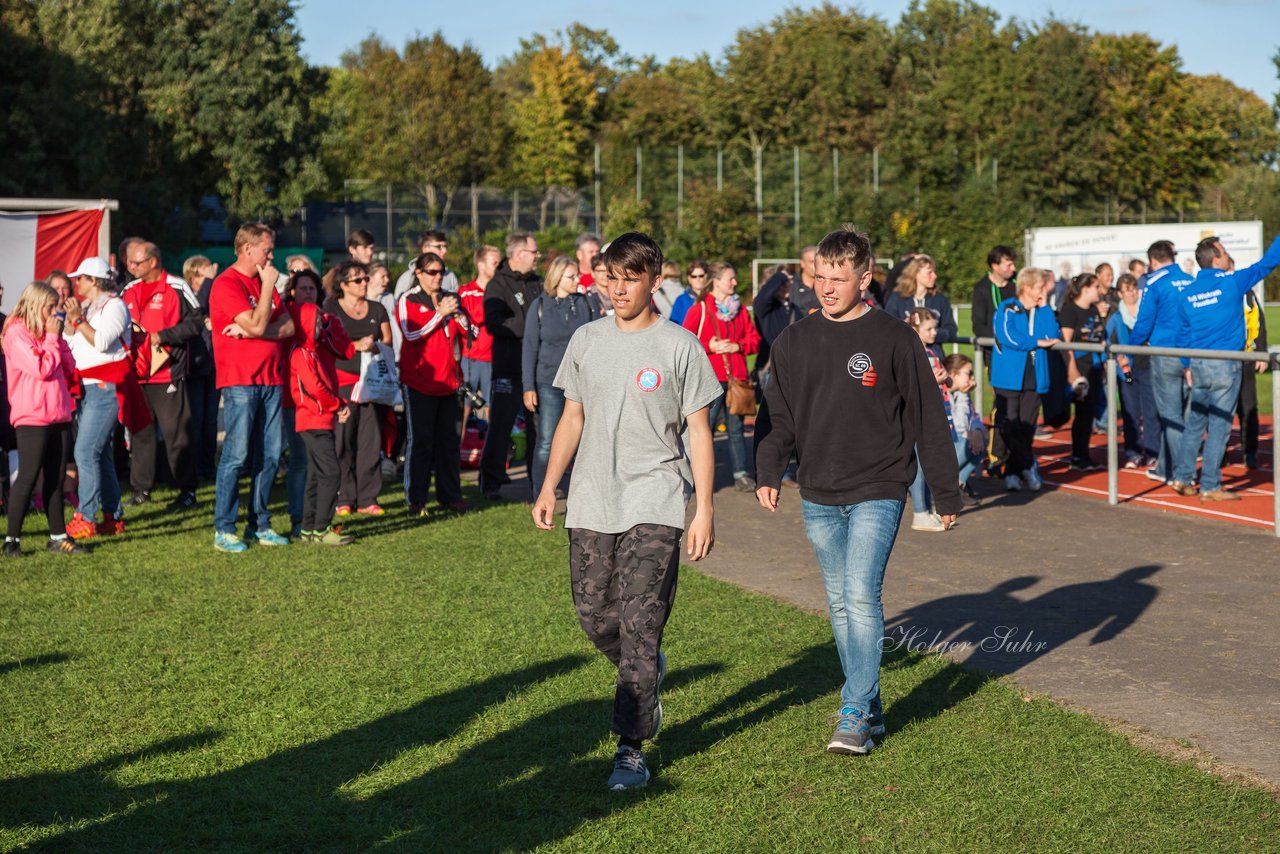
xmin=1028 ymin=416 xmax=1275 ymax=531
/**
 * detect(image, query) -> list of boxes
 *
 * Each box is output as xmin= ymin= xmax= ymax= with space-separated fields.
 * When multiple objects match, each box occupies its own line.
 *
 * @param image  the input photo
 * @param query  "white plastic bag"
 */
xmin=350 ymin=342 xmax=402 ymax=406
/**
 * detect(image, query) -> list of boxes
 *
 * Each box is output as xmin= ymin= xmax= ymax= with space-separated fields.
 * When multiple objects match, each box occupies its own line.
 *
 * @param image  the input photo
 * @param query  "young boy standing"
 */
xmin=532 ymin=232 xmax=720 ymax=791
xmin=755 ymin=225 xmax=961 ymax=755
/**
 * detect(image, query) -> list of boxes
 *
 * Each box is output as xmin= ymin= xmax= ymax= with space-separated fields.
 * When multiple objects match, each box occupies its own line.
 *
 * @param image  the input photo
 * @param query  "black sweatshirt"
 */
xmin=755 ymin=308 xmax=962 ymax=515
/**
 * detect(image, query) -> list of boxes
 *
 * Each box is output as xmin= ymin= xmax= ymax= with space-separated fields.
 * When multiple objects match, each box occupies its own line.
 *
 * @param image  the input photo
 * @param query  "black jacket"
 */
xmin=971 ymin=274 xmax=1016 ymax=341
xmin=484 ymin=259 xmax=544 ymax=380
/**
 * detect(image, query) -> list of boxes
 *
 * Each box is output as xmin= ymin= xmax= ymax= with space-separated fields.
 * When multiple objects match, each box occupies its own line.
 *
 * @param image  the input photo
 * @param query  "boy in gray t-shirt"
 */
xmin=533 ymin=233 xmax=720 ymax=791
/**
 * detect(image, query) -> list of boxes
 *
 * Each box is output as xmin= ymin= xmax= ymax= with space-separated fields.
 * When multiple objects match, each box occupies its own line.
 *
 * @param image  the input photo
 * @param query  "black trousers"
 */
xmin=1070 ymin=367 xmax=1102 ymax=460
xmin=8 ymin=423 xmax=71 ymax=539
xmin=1237 ymin=368 xmax=1260 ymax=457
xmin=131 ymin=381 xmax=196 ymax=493
xmin=995 ymin=390 xmax=1040 ymax=477
xmin=404 ymin=388 xmax=463 ymax=506
xmin=299 ymin=429 xmax=340 ymax=530
xmin=479 ymin=376 xmax=534 ymax=493
xmin=335 ymin=400 xmax=382 ymax=508
xmin=188 ymin=375 xmax=219 ymax=481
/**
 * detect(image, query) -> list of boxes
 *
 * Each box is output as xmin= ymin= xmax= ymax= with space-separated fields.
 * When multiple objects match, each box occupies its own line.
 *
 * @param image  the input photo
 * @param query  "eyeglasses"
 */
xmin=688 ymin=273 xmax=706 ymax=279
xmin=519 ymin=247 xmax=540 ymax=256
xmin=344 ymin=276 xmax=370 ymax=285
xmin=420 ymin=268 xmax=445 ymax=276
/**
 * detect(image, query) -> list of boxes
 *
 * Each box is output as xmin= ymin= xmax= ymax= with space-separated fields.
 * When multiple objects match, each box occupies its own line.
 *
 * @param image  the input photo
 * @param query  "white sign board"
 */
xmin=1024 ymin=221 xmax=1265 ymax=286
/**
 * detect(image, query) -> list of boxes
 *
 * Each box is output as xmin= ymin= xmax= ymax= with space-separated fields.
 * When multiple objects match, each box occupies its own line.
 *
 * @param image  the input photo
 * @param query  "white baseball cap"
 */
xmin=68 ymin=257 xmax=114 ymax=280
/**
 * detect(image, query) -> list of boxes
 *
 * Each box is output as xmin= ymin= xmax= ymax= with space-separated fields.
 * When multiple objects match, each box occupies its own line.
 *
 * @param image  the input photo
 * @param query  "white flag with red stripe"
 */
xmin=0 ymin=206 xmax=108 ymax=312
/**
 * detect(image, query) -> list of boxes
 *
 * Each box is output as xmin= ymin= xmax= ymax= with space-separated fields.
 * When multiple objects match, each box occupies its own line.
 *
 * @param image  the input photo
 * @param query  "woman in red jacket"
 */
xmin=682 ymin=262 xmax=761 ymax=492
xmin=396 ymin=252 xmax=473 ymax=515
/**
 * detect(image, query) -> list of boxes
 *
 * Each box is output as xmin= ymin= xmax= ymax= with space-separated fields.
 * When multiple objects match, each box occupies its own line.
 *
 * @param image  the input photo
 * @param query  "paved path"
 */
xmin=690 ymin=464 xmax=1280 ymax=789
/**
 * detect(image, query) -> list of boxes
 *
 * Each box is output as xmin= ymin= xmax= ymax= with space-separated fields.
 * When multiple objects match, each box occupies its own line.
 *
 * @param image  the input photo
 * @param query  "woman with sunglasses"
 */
xmin=668 ymin=259 xmax=710 ymax=326
xmin=323 ymin=261 xmax=392 ymax=516
xmin=397 ymin=252 xmax=473 ymax=515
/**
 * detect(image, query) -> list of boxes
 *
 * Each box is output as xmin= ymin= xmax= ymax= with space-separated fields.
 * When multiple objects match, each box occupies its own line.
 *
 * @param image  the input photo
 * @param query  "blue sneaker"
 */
xmin=651 ymin=651 xmax=667 ymax=738
xmin=607 ymin=746 xmax=650 ymax=791
xmin=246 ymin=529 xmax=289 ymax=546
xmin=214 ymin=532 xmax=247 ymax=554
xmin=827 ymin=707 xmax=875 ymax=755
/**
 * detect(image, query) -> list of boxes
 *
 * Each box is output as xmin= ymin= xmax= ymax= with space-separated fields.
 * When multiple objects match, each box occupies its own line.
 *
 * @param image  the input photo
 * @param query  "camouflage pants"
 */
xmin=568 ymin=524 xmax=681 ymax=741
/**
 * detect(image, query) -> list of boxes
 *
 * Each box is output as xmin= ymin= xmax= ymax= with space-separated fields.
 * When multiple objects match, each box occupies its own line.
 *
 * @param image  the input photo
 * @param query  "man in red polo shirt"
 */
xmin=122 ymin=241 xmax=203 ymax=509
xmin=209 ymin=223 xmax=295 ymax=553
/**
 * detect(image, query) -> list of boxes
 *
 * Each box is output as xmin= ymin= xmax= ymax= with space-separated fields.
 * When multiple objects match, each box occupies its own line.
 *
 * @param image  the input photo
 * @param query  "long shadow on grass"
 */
xmin=0 ymin=652 xmax=73 ymax=675
xmin=46 ymin=655 xmax=591 ymax=850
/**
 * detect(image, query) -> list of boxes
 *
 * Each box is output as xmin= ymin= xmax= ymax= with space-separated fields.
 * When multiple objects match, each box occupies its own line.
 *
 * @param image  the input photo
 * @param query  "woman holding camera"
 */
xmin=397 ymin=252 xmax=473 ymax=515
xmin=522 ymin=256 xmax=593 ymax=498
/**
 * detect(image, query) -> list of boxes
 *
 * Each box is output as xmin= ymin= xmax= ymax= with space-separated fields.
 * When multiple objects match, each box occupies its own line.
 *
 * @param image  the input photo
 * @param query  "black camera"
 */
xmin=457 ymin=382 xmax=486 ymax=410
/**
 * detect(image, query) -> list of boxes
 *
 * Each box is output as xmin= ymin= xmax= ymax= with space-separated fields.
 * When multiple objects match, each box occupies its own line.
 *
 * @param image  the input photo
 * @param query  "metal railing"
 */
xmin=962 ymin=336 xmax=1280 ymax=537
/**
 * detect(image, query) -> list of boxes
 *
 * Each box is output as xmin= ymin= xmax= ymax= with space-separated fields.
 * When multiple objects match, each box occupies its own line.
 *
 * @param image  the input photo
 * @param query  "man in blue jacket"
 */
xmin=1171 ymin=235 xmax=1280 ymax=500
xmin=1128 ymin=240 xmax=1193 ymax=484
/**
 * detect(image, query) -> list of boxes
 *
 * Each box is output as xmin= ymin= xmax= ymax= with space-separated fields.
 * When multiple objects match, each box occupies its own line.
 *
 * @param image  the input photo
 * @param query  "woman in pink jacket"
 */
xmin=2 ymin=281 xmax=85 ymax=556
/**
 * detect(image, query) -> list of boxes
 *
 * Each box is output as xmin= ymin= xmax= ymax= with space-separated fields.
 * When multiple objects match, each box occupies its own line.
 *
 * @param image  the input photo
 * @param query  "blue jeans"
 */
xmin=283 ymin=407 xmax=307 ymax=524
xmin=1118 ymin=364 xmax=1160 ymax=460
xmin=907 ymin=448 xmax=930 ymax=512
xmin=74 ymin=382 xmax=122 ymax=521
xmin=707 ymin=383 xmax=750 ymax=479
xmin=531 ymin=382 xmax=566 ymax=497
xmin=1175 ymin=359 xmax=1242 ymax=492
xmin=954 ymin=435 xmax=982 ymax=485
xmin=1150 ymin=356 xmax=1189 ymax=479
xmin=801 ymin=498 xmax=904 ymax=715
xmin=461 ymin=358 xmax=492 ymax=405
xmin=215 ymin=384 xmax=283 ymax=535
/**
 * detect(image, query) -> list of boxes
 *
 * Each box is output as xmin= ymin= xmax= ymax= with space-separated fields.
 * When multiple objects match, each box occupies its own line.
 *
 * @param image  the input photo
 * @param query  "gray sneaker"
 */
xmin=607 ymin=746 xmax=650 ymax=791
xmin=827 ymin=707 xmax=876 ymax=755
xmin=651 ymin=651 xmax=667 ymax=738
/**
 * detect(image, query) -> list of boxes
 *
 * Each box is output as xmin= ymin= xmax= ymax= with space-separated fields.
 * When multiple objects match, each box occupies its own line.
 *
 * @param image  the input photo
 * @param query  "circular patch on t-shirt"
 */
xmin=636 ymin=367 xmax=663 ymax=392
xmin=847 ymin=352 xmax=878 ymax=387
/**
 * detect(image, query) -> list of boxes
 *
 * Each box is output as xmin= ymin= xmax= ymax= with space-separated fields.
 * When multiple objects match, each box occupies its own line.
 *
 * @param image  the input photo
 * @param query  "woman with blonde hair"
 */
xmin=2 ymin=281 xmax=83 ymax=556
xmin=883 ymin=254 xmax=958 ymax=342
xmin=522 ymin=255 xmax=592 ymax=497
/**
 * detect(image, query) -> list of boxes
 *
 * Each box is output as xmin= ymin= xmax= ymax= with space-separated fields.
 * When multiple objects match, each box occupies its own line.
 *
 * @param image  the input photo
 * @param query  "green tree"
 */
xmin=324 ymin=33 xmax=503 ymax=231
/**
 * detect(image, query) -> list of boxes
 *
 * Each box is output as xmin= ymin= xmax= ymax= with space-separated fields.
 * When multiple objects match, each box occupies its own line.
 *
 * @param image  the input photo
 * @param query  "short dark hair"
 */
xmin=287 ymin=269 xmax=323 ymax=302
xmin=412 ymin=252 xmax=444 ymax=275
xmin=1147 ymin=240 xmax=1176 ymax=265
xmin=348 ymin=229 xmax=375 ymax=249
xmin=986 ymin=245 xmax=1015 ymax=268
xmin=331 ymin=260 xmax=368 ymax=299
xmin=943 ymin=353 xmax=972 ymax=374
xmin=600 ymin=232 xmax=663 ymax=279
xmin=815 ymin=224 xmax=873 ymax=275
xmin=418 ymin=230 xmax=446 ymax=248
xmin=1195 ymin=237 xmax=1223 ymax=270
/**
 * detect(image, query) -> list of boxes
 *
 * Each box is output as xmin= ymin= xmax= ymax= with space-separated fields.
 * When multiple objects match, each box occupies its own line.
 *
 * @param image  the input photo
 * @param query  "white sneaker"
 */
xmin=1022 ymin=467 xmax=1043 ymax=492
xmin=1005 ymin=474 xmax=1022 ymax=492
xmin=911 ymin=511 xmax=947 ymax=532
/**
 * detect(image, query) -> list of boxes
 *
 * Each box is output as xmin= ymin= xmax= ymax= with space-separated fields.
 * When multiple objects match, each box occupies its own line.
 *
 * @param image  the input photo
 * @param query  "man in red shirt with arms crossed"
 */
xmin=209 ymin=223 xmax=296 ymax=553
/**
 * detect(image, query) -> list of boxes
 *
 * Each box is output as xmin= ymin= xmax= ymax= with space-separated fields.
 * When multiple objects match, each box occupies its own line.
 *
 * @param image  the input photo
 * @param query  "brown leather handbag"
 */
xmin=698 ymin=302 xmax=757 ymax=416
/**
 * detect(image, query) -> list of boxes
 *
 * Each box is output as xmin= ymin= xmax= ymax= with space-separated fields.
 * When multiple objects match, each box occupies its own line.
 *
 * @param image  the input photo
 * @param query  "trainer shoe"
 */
xmin=2 ymin=540 xmax=21 ymax=558
xmin=168 ymin=490 xmax=197 ymax=510
xmin=827 ymin=706 xmax=876 ymax=755
xmin=1144 ymin=467 xmax=1167 ymax=483
xmin=317 ymin=525 xmax=354 ymax=546
xmin=607 ymin=746 xmax=650 ymax=791
xmin=734 ymin=474 xmax=757 ymax=493
xmin=1245 ymin=452 xmax=1258 ymax=470
xmin=334 ymin=505 xmax=353 ymax=517
xmin=214 ymin=532 xmax=247 ymax=553
xmin=127 ymin=491 xmax=151 ymax=507
xmin=65 ymin=512 xmax=98 ymax=540
xmin=247 ymin=529 xmax=289 ymax=546
xmin=47 ymin=537 xmax=87 ymax=555
xmin=357 ymin=503 xmax=385 ymax=516
xmin=1022 ymin=467 xmax=1043 ymax=492
xmin=99 ymin=514 xmax=124 ymax=536
xmin=1004 ymin=474 xmax=1022 ymax=492
xmin=1168 ymin=480 xmax=1198 ymax=497
xmin=1200 ymin=489 xmax=1241 ymax=502
xmin=960 ymin=483 xmax=981 ymax=507
xmin=443 ymin=500 xmax=473 ymax=514
xmin=1069 ymin=457 xmax=1102 ymax=472
xmin=652 ymin=651 xmax=667 ymax=738
xmin=911 ymin=511 xmax=947 ymax=532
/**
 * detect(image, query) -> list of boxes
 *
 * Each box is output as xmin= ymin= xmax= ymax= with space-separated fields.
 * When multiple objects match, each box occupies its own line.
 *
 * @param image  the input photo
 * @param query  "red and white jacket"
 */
xmin=121 ymin=273 xmax=203 ymax=385
xmin=396 ymin=287 xmax=471 ymax=397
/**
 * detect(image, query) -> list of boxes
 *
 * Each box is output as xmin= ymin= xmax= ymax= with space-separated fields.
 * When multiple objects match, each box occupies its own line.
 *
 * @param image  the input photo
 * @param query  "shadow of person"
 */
xmin=46 ymin=654 xmax=592 ymax=850
xmin=884 ymin=565 xmax=1163 ymax=732
xmin=0 ymin=651 xmax=74 ymax=676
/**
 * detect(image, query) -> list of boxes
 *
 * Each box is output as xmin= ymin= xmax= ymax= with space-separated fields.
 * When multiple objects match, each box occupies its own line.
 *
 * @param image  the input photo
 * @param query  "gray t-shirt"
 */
xmin=555 ymin=317 xmax=722 ymax=534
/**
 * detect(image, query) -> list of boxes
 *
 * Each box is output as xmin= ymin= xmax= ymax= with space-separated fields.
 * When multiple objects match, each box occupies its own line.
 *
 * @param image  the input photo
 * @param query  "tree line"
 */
xmin=3 ymin=0 xmax=1279 ymax=289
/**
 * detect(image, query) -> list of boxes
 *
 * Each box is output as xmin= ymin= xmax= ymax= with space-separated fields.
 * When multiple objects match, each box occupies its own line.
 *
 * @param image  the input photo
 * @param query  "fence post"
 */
xmin=873 ymin=147 xmax=879 ymax=194
xmin=793 ymin=145 xmax=801 ymax=245
xmin=951 ymin=306 xmax=960 ymax=355
xmin=635 ymin=145 xmax=642 ymax=203
xmin=1106 ymin=352 xmax=1118 ymax=505
xmin=717 ymin=147 xmax=723 ymax=194
xmin=832 ymin=147 xmax=839 ymax=216
xmin=974 ymin=344 xmax=984 ymax=419
xmin=677 ymin=144 xmax=684 ymax=230
xmin=593 ymin=143 xmax=601 ymax=235
xmin=470 ymin=183 xmax=478 ymax=235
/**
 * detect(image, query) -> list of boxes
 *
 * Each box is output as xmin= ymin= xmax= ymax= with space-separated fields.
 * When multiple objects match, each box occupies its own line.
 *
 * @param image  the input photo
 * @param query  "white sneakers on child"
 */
xmin=911 ymin=511 xmax=948 ymax=532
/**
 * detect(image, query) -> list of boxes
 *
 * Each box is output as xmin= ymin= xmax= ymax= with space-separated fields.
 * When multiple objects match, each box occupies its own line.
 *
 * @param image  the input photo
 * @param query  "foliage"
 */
xmin=602 ymin=194 xmax=654 ymax=237
xmin=671 ymin=180 xmax=758 ymax=267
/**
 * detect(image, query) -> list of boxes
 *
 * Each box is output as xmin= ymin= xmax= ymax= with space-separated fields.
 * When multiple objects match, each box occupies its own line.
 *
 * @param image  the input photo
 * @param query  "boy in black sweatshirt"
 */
xmin=755 ymin=225 xmax=960 ymax=756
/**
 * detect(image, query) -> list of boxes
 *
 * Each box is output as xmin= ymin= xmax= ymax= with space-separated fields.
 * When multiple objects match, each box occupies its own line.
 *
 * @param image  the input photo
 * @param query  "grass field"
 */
xmin=2 ymin=486 xmax=1277 ymax=851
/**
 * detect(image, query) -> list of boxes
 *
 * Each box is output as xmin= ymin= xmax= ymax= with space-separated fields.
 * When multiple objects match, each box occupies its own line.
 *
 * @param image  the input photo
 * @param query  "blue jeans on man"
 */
xmin=531 ymin=382 xmax=566 ymax=497
xmin=1174 ymin=359 xmax=1242 ymax=493
xmin=1149 ymin=356 xmax=1189 ymax=480
xmin=800 ymin=498 xmax=904 ymax=717
xmin=215 ymin=384 xmax=283 ymax=536
xmin=74 ymin=382 xmax=123 ymax=521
